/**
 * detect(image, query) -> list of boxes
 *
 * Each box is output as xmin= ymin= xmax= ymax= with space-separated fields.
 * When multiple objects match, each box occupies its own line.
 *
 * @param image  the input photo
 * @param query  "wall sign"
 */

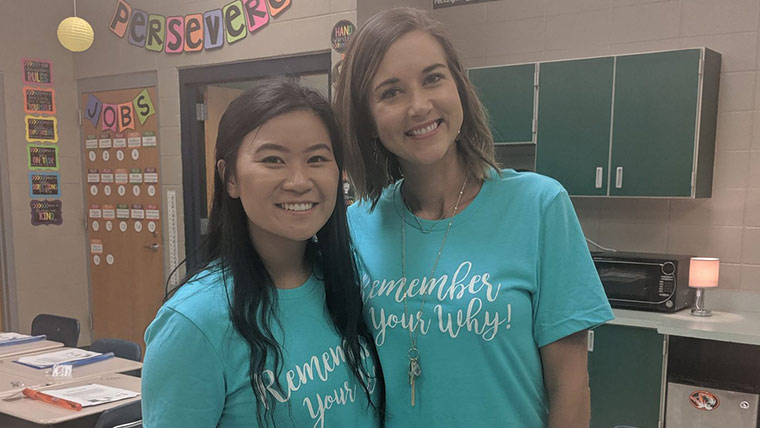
xmin=29 ymin=172 xmax=61 ymax=198
xmin=84 ymin=89 xmax=156 ymax=130
xmin=25 ymin=115 xmax=58 ymax=143
xmin=27 ymin=145 xmax=59 ymax=170
xmin=331 ymin=20 xmax=355 ymax=54
xmin=22 ymin=58 xmax=53 ymax=85
xmin=109 ymin=0 xmax=292 ymax=54
xmin=23 ymin=87 xmax=56 ymax=114
xmin=30 ymin=200 xmax=63 ymax=226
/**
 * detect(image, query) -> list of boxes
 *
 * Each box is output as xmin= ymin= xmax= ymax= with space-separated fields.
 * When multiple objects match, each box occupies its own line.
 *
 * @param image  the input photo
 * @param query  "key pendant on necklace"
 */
xmin=409 ymin=357 xmax=421 ymax=406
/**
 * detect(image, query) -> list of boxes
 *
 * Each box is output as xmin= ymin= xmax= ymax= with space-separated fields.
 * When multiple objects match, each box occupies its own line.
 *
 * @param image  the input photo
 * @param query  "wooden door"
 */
xmin=203 ymin=86 xmax=243 ymax=215
xmin=80 ymin=87 xmax=163 ymax=349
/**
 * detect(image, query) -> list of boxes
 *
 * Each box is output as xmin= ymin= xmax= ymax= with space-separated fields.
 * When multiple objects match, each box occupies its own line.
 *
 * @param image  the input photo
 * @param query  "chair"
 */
xmin=30 ymin=314 xmax=80 ymax=347
xmin=88 ymin=338 xmax=142 ymax=361
xmin=94 ymin=401 xmax=142 ymax=428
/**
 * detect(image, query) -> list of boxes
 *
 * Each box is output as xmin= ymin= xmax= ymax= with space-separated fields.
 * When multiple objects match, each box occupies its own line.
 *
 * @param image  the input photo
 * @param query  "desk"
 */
xmin=0 ymin=341 xmax=64 ymax=360
xmin=0 ymin=348 xmax=142 ymax=385
xmin=0 ymin=373 xmax=140 ymax=427
xmin=0 ymin=371 xmax=44 ymax=397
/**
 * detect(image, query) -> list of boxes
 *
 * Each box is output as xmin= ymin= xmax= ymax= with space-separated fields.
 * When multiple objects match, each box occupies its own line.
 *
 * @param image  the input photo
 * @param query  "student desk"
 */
xmin=0 ymin=371 xmax=43 ymax=397
xmin=0 ymin=373 xmax=140 ymax=427
xmin=0 ymin=348 xmax=142 ymax=388
xmin=0 ymin=341 xmax=64 ymax=360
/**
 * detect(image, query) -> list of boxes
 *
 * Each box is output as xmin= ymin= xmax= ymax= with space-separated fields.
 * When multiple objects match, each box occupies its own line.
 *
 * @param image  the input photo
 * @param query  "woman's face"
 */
xmin=226 ymin=110 xmax=339 ymax=247
xmin=368 ymin=30 xmax=464 ymax=170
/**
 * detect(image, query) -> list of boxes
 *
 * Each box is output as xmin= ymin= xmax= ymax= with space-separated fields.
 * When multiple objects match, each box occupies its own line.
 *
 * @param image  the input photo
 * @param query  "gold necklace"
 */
xmin=400 ymin=174 xmax=468 ymax=406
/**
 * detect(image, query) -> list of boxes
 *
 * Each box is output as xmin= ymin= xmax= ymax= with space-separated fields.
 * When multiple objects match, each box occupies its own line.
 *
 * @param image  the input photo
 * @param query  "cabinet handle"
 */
xmin=595 ymin=167 xmax=603 ymax=189
xmin=615 ymin=167 xmax=623 ymax=189
xmin=587 ymin=330 xmax=595 ymax=352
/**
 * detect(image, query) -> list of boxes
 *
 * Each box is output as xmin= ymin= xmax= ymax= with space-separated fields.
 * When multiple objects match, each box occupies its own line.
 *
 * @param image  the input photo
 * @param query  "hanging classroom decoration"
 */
xmin=331 ymin=20 xmax=355 ymax=54
xmin=29 ymin=172 xmax=61 ymax=198
xmin=30 ymin=200 xmax=63 ymax=226
xmin=23 ymin=87 xmax=56 ymax=115
xmin=28 ymin=145 xmax=59 ymax=170
xmin=84 ymin=89 xmax=156 ymax=130
xmin=22 ymin=58 xmax=53 ymax=85
xmin=108 ymin=0 xmax=292 ymax=53
xmin=25 ymin=115 xmax=58 ymax=143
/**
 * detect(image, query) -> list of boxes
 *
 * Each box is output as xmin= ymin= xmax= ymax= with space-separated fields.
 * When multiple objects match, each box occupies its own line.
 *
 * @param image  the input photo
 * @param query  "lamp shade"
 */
xmin=57 ymin=16 xmax=94 ymax=52
xmin=689 ymin=257 xmax=720 ymax=288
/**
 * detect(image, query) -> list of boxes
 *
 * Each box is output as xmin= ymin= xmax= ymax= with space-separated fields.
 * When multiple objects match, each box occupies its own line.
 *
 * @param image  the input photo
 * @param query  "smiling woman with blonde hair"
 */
xmin=335 ymin=8 xmax=613 ymax=428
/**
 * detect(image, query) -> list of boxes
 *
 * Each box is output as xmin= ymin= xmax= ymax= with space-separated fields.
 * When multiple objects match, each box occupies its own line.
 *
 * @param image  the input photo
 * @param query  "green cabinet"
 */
xmin=535 ymin=57 xmax=614 ymax=196
xmin=469 ymin=48 xmax=721 ymax=197
xmin=588 ymin=325 xmax=666 ymax=428
xmin=468 ymin=64 xmax=536 ymax=144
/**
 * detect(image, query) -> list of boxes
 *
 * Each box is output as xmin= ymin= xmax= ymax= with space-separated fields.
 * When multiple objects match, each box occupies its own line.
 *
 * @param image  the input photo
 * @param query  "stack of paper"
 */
xmin=0 ymin=333 xmax=46 ymax=347
xmin=40 ymin=384 xmax=139 ymax=408
xmin=14 ymin=349 xmax=114 ymax=369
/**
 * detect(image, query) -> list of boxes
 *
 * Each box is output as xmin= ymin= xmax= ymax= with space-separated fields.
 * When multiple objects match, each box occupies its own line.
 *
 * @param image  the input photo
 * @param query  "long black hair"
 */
xmin=170 ymin=78 xmax=384 ymax=425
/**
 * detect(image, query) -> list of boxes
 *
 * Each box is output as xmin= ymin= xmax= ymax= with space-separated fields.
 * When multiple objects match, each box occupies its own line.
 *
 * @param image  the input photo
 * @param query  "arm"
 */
xmin=540 ymin=330 xmax=591 ymax=428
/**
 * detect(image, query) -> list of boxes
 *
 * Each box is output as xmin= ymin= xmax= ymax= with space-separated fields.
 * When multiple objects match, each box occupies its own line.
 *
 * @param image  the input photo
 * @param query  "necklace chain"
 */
xmin=400 ymin=173 xmax=468 ymax=406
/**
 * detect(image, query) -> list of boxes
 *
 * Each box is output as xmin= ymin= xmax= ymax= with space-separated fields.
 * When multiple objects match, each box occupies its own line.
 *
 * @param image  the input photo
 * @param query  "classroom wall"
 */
xmin=0 ymin=0 xmax=91 ymax=340
xmin=372 ymin=0 xmax=760 ymax=294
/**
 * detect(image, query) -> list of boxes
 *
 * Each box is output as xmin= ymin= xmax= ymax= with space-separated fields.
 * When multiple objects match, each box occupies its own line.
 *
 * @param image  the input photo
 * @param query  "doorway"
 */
xmin=178 ymin=52 xmax=332 ymax=274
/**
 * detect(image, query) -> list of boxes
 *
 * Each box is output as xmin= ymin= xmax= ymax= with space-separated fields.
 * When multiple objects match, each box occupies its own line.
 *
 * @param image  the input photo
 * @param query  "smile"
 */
xmin=277 ymin=202 xmax=315 ymax=212
xmin=406 ymin=119 xmax=442 ymax=137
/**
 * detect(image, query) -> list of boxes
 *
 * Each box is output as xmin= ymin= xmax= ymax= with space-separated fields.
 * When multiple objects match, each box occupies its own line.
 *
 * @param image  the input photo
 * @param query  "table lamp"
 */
xmin=689 ymin=257 xmax=719 ymax=317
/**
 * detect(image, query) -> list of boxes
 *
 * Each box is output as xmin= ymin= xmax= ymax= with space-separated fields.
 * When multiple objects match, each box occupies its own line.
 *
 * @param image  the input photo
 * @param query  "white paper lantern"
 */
xmin=57 ymin=16 xmax=94 ymax=52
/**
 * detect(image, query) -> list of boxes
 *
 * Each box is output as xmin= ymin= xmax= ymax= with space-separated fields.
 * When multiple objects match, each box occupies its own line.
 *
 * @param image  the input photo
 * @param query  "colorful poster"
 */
xmin=29 ymin=172 xmax=60 ymax=198
xmin=22 ymin=58 xmax=52 ymax=85
xmin=25 ymin=115 xmax=58 ymax=143
xmin=27 ymin=145 xmax=59 ymax=170
xmin=331 ymin=20 xmax=355 ymax=54
xmin=23 ymin=87 xmax=56 ymax=114
xmin=30 ymin=200 xmax=63 ymax=226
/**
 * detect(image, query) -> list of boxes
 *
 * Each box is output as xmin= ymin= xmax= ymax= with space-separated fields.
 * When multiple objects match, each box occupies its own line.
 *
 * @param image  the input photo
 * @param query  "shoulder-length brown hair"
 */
xmin=334 ymin=7 xmax=498 ymax=206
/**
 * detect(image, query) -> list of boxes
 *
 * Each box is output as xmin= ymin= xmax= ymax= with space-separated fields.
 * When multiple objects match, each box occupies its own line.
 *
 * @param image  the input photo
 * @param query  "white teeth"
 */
xmin=408 ymin=121 xmax=439 ymax=136
xmin=281 ymin=203 xmax=314 ymax=212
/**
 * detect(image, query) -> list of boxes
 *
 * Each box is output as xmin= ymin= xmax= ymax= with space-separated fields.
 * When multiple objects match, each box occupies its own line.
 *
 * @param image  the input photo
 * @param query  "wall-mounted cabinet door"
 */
xmin=535 ymin=57 xmax=614 ymax=196
xmin=610 ymin=50 xmax=701 ymax=197
xmin=468 ymin=64 xmax=535 ymax=144
xmin=588 ymin=325 xmax=666 ymax=428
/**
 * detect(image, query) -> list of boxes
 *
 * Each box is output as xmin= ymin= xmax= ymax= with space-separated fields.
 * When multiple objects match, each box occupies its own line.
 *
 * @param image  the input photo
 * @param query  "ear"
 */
xmin=217 ymin=159 xmax=239 ymax=198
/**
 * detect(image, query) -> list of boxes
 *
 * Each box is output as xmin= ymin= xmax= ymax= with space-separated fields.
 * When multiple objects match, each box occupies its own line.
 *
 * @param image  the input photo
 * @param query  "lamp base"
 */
xmin=691 ymin=307 xmax=712 ymax=317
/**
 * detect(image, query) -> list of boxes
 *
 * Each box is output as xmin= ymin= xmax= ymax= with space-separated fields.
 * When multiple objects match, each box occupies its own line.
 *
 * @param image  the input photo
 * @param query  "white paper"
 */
xmin=16 ymin=349 xmax=100 ymax=367
xmin=42 ymin=383 xmax=139 ymax=408
xmin=0 ymin=333 xmax=30 ymax=342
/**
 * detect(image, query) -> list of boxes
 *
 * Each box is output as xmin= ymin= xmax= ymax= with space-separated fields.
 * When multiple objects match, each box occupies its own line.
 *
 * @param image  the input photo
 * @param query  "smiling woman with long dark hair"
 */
xmin=141 ymin=79 xmax=384 ymax=428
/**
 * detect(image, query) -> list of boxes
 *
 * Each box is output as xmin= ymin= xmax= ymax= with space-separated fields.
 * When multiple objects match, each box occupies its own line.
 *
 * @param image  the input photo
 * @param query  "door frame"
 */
xmin=0 ymin=72 xmax=19 ymax=331
xmin=179 ymin=52 xmax=332 ymax=271
xmin=78 ymin=71 xmax=159 ymax=339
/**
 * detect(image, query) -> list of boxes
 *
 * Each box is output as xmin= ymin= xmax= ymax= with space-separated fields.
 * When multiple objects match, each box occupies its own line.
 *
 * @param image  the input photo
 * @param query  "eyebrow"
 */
xmin=254 ymin=143 xmax=332 ymax=154
xmin=373 ymin=63 xmax=448 ymax=92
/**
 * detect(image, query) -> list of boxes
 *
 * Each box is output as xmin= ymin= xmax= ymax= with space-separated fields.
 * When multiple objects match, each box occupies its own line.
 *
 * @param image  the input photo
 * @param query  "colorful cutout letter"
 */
xmin=243 ymin=0 xmax=269 ymax=33
xmin=146 ymin=14 xmax=166 ymax=52
xmin=25 ymin=115 xmax=58 ymax=143
xmin=165 ymin=16 xmax=184 ymax=53
xmin=133 ymin=88 xmax=156 ymax=125
xmin=84 ymin=94 xmax=102 ymax=127
xmin=266 ymin=0 xmax=291 ymax=17
xmin=224 ymin=1 xmax=247 ymax=44
xmin=204 ymin=9 xmax=224 ymax=50
xmin=110 ymin=0 xmax=132 ymax=38
xmin=118 ymin=103 xmax=135 ymax=132
xmin=184 ymin=14 xmax=204 ymax=52
xmin=101 ymin=104 xmax=119 ymax=132
xmin=128 ymin=9 xmax=148 ymax=47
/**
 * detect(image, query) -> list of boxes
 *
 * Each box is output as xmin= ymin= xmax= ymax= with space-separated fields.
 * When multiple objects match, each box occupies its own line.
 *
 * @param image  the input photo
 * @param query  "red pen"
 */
xmin=22 ymin=387 xmax=82 ymax=411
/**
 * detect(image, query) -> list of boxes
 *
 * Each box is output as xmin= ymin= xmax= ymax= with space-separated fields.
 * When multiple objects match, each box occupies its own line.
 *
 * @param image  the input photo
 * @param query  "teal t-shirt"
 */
xmin=348 ymin=169 xmax=614 ymax=427
xmin=142 ymin=269 xmax=380 ymax=428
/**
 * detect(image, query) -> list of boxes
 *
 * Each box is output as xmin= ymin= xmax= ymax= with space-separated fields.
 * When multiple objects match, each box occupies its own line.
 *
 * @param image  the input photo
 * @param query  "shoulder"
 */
xmin=154 ymin=268 xmax=233 ymax=341
xmin=347 ymin=183 xmax=399 ymax=230
xmin=487 ymin=168 xmax=567 ymax=209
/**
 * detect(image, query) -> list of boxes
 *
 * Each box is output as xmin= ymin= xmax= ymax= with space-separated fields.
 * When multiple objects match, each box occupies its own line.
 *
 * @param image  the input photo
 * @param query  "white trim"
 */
xmin=0 ymin=72 xmax=19 ymax=331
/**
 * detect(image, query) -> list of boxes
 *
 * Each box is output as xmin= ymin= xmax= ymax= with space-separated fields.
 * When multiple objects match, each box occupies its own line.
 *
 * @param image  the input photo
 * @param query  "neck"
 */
xmin=250 ymin=233 xmax=311 ymax=290
xmin=400 ymin=155 xmax=477 ymax=220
